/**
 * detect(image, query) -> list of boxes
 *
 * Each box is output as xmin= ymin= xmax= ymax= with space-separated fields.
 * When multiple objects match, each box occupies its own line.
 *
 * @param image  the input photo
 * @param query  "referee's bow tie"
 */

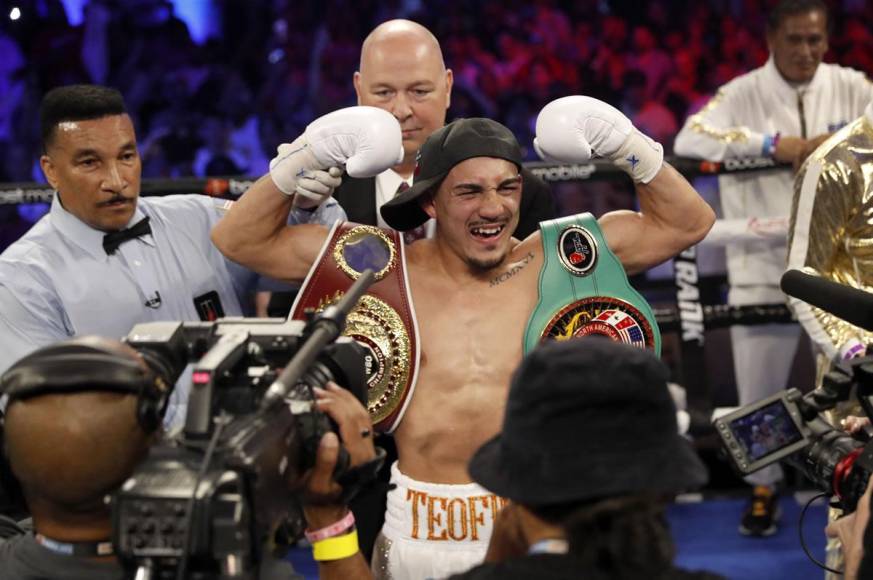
xmin=103 ymin=216 xmax=152 ymax=255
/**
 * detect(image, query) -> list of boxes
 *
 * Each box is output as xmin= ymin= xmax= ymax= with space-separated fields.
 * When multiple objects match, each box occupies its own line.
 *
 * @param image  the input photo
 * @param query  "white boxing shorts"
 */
xmin=371 ymin=462 xmax=507 ymax=580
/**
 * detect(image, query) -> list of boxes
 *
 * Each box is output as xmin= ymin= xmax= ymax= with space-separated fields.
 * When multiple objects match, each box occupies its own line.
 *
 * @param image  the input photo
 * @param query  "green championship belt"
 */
xmin=523 ymin=214 xmax=661 ymax=356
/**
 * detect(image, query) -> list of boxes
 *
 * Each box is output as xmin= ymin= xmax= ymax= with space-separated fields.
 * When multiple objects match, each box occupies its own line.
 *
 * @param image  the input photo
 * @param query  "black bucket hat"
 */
xmin=469 ymin=338 xmax=708 ymax=505
xmin=380 ymin=118 xmax=523 ymax=231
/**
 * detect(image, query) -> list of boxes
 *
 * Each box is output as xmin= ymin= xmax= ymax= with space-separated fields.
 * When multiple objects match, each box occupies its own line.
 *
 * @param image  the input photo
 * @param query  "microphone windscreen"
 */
xmin=780 ymin=269 xmax=873 ymax=332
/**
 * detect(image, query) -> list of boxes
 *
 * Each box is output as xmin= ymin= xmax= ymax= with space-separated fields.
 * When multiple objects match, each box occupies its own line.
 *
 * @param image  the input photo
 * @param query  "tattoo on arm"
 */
xmin=490 ymin=252 xmax=535 ymax=287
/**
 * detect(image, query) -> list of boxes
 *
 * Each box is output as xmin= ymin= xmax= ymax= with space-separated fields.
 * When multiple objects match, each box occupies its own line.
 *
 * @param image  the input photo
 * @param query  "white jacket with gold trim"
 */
xmin=674 ymin=57 xmax=872 ymax=292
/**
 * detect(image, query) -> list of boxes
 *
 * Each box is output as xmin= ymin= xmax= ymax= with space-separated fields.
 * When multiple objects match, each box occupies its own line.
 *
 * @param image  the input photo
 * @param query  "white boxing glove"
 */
xmin=270 ymin=106 xmax=404 ymax=195
xmin=293 ymin=166 xmax=343 ymax=210
xmin=534 ymin=96 xmax=663 ymax=183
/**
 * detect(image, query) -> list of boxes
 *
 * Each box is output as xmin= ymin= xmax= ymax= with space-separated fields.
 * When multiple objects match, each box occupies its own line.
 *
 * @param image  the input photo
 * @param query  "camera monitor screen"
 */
xmin=727 ymin=399 xmax=804 ymax=462
xmin=714 ymin=389 xmax=812 ymax=474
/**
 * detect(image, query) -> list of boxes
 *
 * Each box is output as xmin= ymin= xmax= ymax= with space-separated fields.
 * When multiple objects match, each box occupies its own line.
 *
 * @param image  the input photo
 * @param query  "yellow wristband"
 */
xmin=312 ymin=528 xmax=359 ymax=561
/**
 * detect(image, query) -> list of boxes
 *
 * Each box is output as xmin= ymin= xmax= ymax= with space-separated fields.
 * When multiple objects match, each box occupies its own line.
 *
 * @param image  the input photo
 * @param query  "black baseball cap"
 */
xmin=380 ymin=118 xmax=524 ymax=231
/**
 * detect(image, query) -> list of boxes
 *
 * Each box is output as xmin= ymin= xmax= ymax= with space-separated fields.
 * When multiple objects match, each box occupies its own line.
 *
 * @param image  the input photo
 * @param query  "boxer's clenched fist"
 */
xmin=270 ymin=106 xmax=404 ymax=196
xmin=534 ymin=96 xmax=663 ymax=183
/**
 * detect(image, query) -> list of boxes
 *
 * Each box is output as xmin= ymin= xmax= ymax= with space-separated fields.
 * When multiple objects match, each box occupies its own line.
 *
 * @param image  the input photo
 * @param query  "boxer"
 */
xmin=213 ymin=97 xmax=715 ymax=578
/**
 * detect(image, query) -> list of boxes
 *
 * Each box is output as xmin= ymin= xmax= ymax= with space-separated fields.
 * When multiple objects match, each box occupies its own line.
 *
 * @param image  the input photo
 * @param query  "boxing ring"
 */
xmin=0 ymin=156 xmax=799 ymax=431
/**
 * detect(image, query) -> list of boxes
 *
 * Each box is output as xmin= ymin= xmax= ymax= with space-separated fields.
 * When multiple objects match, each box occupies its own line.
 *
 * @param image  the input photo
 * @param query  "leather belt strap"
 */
xmin=290 ymin=221 xmax=420 ymax=432
xmin=523 ymin=213 xmax=661 ymax=355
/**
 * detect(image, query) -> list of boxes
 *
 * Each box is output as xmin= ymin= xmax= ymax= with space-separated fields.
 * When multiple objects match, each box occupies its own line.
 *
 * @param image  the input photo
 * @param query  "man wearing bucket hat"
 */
xmin=306 ymin=338 xmax=720 ymax=580
xmin=447 ymin=337 xmax=719 ymax=579
xmin=213 ymin=96 xmax=715 ymax=578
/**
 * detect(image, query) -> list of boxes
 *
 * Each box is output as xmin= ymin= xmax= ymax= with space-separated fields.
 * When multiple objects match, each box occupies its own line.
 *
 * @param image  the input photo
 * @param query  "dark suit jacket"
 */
xmin=333 ymin=167 xmax=556 ymax=239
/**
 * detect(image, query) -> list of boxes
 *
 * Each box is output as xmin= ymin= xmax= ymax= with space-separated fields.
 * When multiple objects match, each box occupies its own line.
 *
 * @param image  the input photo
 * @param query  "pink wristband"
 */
xmin=305 ymin=511 xmax=355 ymax=543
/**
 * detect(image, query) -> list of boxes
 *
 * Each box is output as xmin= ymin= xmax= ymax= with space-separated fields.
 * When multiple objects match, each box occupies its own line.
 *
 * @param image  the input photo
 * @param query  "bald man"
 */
xmin=0 ymin=338 xmax=154 ymax=579
xmin=334 ymin=19 xmax=555 ymax=240
xmin=264 ymin=20 xmax=553 ymax=315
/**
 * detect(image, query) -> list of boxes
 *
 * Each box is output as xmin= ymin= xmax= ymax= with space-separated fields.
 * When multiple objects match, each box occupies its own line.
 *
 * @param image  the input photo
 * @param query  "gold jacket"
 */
xmin=788 ymin=104 xmax=873 ymax=384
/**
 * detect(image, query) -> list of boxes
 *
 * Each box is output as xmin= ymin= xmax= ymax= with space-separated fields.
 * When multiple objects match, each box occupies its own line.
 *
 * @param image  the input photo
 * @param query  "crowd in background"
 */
xmin=1 ymin=0 xmax=873 ymax=186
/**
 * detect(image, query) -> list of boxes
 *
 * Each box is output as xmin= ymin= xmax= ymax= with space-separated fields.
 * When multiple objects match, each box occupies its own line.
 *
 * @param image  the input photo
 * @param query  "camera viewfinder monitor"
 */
xmin=713 ymin=389 xmax=812 ymax=474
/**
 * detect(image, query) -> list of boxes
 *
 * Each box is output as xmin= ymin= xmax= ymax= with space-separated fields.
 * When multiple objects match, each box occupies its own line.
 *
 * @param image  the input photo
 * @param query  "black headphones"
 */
xmin=0 ymin=339 xmax=172 ymax=433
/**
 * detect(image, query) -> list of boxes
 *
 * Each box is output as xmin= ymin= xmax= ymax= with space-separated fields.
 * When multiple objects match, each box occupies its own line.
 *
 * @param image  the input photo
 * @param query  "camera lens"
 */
xmin=796 ymin=430 xmax=864 ymax=504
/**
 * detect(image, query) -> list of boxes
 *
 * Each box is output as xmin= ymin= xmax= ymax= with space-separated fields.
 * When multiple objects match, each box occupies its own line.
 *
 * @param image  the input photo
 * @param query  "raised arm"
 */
xmin=534 ymin=96 xmax=715 ymax=275
xmin=600 ymin=163 xmax=715 ymax=274
xmin=212 ymin=107 xmax=403 ymax=283
xmin=211 ymin=173 xmax=331 ymax=283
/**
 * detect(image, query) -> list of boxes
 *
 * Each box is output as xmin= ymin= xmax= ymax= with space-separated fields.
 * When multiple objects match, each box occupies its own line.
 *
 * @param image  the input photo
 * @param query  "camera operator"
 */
xmin=0 ymin=335 xmax=379 ymax=580
xmin=301 ymin=382 xmax=380 ymax=579
xmin=825 ymin=478 xmax=873 ymax=580
xmin=307 ymin=338 xmax=722 ymax=580
xmin=0 ymin=337 xmax=163 ymax=579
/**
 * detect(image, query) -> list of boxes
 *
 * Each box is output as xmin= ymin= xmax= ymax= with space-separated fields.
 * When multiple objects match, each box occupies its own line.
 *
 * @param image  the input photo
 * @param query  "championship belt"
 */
xmin=289 ymin=221 xmax=420 ymax=433
xmin=523 ymin=214 xmax=661 ymax=355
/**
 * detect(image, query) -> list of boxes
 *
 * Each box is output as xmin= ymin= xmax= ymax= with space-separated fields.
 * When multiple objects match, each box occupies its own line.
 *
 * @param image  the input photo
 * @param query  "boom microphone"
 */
xmin=780 ymin=269 xmax=873 ymax=332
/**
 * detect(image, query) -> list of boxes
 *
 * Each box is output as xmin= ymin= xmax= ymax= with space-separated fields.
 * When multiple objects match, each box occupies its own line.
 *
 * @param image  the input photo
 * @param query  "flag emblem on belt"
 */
xmin=541 ymin=296 xmax=655 ymax=350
